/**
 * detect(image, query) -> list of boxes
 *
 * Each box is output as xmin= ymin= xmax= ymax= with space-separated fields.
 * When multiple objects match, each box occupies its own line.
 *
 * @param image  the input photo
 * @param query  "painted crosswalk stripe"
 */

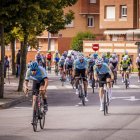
xmin=48 ymin=86 xmax=57 ymax=89
xmin=129 ymin=85 xmax=139 ymax=88
xmin=113 ymin=85 xmax=120 ymax=89
xmin=64 ymin=85 xmax=73 ymax=89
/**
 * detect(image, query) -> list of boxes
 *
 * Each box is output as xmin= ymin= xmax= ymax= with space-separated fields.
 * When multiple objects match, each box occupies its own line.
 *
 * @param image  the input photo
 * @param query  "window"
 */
xmin=120 ymin=5 xmax=127 ymax=17
xmin=90 ymin=0 xmax=96 ymax=3
xmin=87 ymin=16 xmax=94 ymax=27
xmin=65 ymin=20 xmax=74 ymax=28
xmin=105 ymin=6 xmax=115 ymax=19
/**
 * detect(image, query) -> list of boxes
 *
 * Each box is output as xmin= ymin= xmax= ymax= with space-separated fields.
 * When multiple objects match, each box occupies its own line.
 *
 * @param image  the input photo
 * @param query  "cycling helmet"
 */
xmin=67 ymin=54 xmax=71 ymax=57
xmin=124 ymin=55 xmax=128 ymax=59
xmin=55 ymin=50 xmax=58 ymax=53
xmin=139 ymin=53 xmax=140 ymax=57
xmin=93 ymin=53 xmax=98 ymax=58
xmin=30 ymin=61 xmax=38 ymax=71
xmin=79 ymin=55 xmax=84 ymax=60
xmin=102 ymin=53 xmax=106 ymax=58
xmin=124 ymin=50 xmax=128 ymax=55
xmin=95 ymin=58 xmax=103 ymax=66
xmin=48 ymin=50 xmax=51 ymax=53
xmin=112 ymin=54 xmax=116 ymax=58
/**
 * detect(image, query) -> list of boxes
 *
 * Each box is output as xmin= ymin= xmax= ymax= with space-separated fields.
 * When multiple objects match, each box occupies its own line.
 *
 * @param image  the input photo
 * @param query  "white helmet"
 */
xmin=67 ymin=54 xmax=71 ymax=57
xmin=79 ymin=55 xmax=84 ymax=60
xmin=112 ymin=54 xmax=116 ymax=58
xmin=138 ymin=53 xmax=140 ymax=57
xmin=55 ymin=50 xmax=58 ymax=53
xmin=95 ymin=58 xmax=103 ymax=65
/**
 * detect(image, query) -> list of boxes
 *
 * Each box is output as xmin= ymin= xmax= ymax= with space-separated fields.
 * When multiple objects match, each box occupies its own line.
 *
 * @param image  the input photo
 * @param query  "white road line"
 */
xmin=48 ymin=86 xmax=57 ymax=89
xmin=64 ymin=85 xmax=73 ymax=89
xmin=129 ymin=85 xmax=139 ymax=88
xmin=113 ymin=85 xmax=120 ymax=89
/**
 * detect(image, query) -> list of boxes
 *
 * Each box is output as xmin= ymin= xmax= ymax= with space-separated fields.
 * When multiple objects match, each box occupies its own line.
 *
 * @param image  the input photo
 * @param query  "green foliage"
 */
xmin=71 ymin=32 xmax=95 ymax=52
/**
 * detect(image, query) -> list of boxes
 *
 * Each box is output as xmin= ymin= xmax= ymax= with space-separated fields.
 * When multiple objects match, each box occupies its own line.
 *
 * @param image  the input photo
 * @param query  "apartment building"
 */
xmin=83 ymin=0 xmax=140 ymax=68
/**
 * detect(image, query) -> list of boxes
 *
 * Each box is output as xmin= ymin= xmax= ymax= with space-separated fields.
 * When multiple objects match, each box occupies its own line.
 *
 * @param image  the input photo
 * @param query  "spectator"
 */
xmin=16 ymin=50 xmax=21 ymax=78
xmin=4 ymin=56 xmax=9 ymax=78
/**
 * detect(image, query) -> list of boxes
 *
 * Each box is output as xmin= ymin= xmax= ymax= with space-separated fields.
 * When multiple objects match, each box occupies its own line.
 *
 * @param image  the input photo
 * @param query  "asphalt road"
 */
xmin=0 ymin=73 xmax=140 ymax=140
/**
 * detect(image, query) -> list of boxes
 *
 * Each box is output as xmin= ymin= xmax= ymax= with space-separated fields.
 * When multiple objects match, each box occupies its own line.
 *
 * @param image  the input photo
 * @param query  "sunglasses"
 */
xmin=31 ymin=69 xmax=37 ymax=71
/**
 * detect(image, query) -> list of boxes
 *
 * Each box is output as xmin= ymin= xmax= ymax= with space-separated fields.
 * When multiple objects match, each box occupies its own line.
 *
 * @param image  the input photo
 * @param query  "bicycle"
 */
xmin=75 ymin=75 xmax=87 ymax=106
xmin=29 ymin=89 xmax=46 ymax=132
xmin=55 ymin=62 xmax=59 ymax=76
xmin=60 ymin=71 xmax=66 ymax=86
xmin=47 ymin=60 xmax=51 ymax=73
xmin=100 ymin=81 xmax=110 ymax=116
xmin=124 ymin=71 xmax=129 ymax=89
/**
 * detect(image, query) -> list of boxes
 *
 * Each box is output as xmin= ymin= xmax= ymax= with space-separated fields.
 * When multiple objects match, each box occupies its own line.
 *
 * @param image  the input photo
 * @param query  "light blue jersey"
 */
xmin=94 ymin=63 xmax=111 ymax=75
xmin=74 ymin=58 xmax=87 ymax=70
xmin=25 ymin=66 xmax=47 ymax=82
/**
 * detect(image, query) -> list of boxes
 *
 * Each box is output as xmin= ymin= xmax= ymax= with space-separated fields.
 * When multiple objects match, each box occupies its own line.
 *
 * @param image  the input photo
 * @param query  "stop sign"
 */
xmin=92 ymin=44 xmax=99 ymax=51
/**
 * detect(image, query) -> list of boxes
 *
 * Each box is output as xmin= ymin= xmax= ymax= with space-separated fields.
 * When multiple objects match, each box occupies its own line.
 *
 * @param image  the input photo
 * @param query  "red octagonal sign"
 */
xmin=92 ymin=44 xmax=99 ymax=51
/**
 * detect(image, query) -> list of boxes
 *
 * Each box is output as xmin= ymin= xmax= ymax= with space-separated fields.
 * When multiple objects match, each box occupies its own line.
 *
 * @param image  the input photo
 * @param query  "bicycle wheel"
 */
xmin=79 ymin=85 xmax=85 ymax=106
xmin=40 ymin=111 xmax=45 ymax=129
xmin=32 ymin=101 xmax=38 ymax=132
xmin=92 ymin=79 xmax=95 ymax=94
xmin=125 ymin=79 xmax=128 ymax=89
xmin=104 ymin=91 xmax=108 ymax=115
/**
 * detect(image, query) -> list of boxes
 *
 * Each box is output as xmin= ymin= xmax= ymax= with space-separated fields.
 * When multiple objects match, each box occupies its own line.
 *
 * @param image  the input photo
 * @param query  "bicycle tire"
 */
xmin=125 ymin=79 xmax=128 ymax=89
xmin=104 ymin=91 xmax=107 ymax=116
xmin=79 ymin=85 xmax=85 ymax=106
xmin=32 ymin=101 xmax=38 ymax=132
xmin=92 ymin=79 xmax=95 ymax=94
xmin=40 ymin=112 xmax=45 ymax=129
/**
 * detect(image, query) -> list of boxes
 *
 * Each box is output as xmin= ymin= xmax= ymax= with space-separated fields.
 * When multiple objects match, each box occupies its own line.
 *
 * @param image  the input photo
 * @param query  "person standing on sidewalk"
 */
xmin=4 ymin=56 xmax=10 ymax=78
xmin=16 ymin=50 xmax=21 ymax=78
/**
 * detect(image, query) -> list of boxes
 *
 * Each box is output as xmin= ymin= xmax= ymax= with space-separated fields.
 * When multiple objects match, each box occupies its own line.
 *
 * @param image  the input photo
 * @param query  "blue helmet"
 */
xmin=93 ymin=53 xmax=98 ymax=58
xmin=30 ymin=61 xmax=38 ymax=71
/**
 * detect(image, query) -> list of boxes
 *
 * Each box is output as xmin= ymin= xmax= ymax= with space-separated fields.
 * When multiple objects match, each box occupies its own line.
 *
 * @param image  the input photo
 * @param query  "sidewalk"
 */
xmin=0 ymin=75 xmax=29 ymax=109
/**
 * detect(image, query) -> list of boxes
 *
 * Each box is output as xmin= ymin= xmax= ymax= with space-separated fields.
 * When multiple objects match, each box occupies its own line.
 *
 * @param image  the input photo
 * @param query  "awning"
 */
xmin=127 ymin=29 xmax=140 ymax=34
xmin=104 ymin=29 xmax=140 ymax=35
xmin=104 ymin=30 xmax=127 ymax=35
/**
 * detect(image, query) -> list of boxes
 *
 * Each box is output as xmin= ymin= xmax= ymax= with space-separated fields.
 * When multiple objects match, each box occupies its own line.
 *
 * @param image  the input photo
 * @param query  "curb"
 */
xmin=0 ymin=95 xmax=31 ymax=109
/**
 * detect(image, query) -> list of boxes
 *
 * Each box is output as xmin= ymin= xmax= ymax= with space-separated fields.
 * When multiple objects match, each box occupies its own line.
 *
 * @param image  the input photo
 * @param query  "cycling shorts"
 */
xmin=59 ymin=64 xmax=64 ymax=69
xmin=74 ymin=68 xmax=87 ymax=81
xmin=122 ymin=68 xmax=129 ymax=72
xmin=66 ymin=65 xmax=73 ymax=70
xmin=32 ymin=78 xmax=47 ymax=95
xmin=98 ymin=73 xmax=111 ymax=87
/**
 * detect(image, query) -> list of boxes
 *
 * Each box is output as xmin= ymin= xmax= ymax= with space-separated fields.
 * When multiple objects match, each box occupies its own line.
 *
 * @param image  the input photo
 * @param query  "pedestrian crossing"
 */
xmin=47 ymin=84 xmax=140 ymax=90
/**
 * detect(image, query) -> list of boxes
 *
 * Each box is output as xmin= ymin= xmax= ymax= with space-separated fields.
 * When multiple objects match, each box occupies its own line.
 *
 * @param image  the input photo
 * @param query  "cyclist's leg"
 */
xmin=106 ymin=74 xmax=112 ymax=101
xmin=98 ymin=74 xmax=107 ymax=110
xmin=121 ymin=69 xmax=125 ymax=82
xmin=138 ymin=68 xmax=140 ymax=82
xmin=32 ymin=80 xmax=40 ymax=109
xmin=74 ymin=69 xmax=80 ymax=94
xmin=39 ymin=79 xmax=48 ymax=111
xmin=82 ymin=69 xmax=88 ymax=98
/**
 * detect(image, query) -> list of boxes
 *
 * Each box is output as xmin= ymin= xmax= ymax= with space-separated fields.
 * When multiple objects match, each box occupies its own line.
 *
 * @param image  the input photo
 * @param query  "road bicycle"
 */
xmin=47 ymin=60 xmax=51 ymax=73
xmin=75 ymin=75 xmax=87 ymax=106
xmin=100 ymin=81 xmax=110 ymax=116
xmin=31 ymin=90 xmax=46 ymax=132
xmin=55 ymin=62 xmax=59 ymax=76
xmin=124 ymin=71 xmax=129 ymax=89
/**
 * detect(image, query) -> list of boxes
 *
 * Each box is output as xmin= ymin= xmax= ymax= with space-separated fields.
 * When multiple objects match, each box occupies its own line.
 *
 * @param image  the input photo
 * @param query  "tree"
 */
xmin=71 ymin=32 xmax=95 ymax=52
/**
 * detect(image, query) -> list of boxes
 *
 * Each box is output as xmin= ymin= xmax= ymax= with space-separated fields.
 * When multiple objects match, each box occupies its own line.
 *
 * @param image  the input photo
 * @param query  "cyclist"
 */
xmin=46 ymin=50 xmax=52 ymax=69
xmin=136 ymin=53 xmax=140 ymax=82
xmin=73 ymin=55 xmax=88 ymax=102
xmin=102 ymin=53 xmax=109 ymax=64
xmin=53 ymin=50 xmax=61 ymax=73
xmin=106 ymin=52 xmax=111 ymax=59
xmin=87 ymin=56 xmax=96 ymax=86
xmin=109 ymin=54 xmax=118 ymax=82
xmin=120 ymin=56 xmax=131 ymax=83
xmin=59 ymin=56 xmax=66 ymax=80
xmin=35 ymin=51 xmax=44 ymax=66
xmin=24 ymin=61 xmax=48 ymax=113
xmin=65 ymin=54 xmax=74 ymax=81
xmin=62 ymin=51 xmax=68 ymax=59
xmin=94 ymin=58 xmax=114 ymax=111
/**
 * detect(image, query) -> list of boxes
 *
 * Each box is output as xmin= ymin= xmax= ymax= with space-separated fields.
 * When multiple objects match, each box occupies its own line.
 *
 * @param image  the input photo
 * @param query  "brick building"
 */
xmin=83 ymin=0 xmax=140 ymax=68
